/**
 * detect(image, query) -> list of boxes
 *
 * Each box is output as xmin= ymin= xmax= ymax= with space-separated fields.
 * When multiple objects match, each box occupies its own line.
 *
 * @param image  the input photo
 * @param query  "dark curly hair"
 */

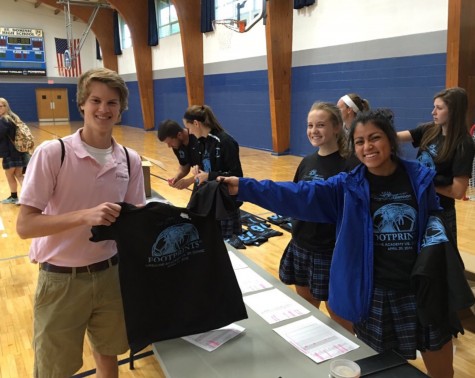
xmin=348 ymin=108 xmax=399 ymax=157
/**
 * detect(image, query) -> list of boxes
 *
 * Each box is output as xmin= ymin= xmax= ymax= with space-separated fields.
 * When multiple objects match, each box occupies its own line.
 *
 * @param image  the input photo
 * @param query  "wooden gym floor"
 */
xmin=0 ymin=122 xmax=473 ymax=377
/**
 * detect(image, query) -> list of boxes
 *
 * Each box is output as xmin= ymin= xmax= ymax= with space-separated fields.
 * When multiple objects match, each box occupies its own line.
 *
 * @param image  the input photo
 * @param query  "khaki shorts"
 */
xmin=33 ymin=264 xmax=128 ymax=377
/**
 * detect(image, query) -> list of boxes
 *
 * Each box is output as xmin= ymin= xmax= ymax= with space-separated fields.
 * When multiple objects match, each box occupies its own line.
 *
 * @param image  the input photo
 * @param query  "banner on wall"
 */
xmin=54 ymin=37 xmax=82 ymax=77
xmin=0 ymin=27 xmax=46 ymax=76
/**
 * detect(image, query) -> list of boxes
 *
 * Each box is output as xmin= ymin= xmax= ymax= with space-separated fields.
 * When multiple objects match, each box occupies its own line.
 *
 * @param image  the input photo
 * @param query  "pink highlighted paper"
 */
xmin=182 ymin=324 xmax=245 ymax=352
xmin=273 ymin=316 xmax=359 ymax=363
xmin=243 ymin=288 xmax=310 ymax=324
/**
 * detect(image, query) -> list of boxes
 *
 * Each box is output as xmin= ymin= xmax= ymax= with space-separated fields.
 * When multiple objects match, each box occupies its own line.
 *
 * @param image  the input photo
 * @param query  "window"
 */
xmin=118 ymin=15 xmax=132 ymax=49
xmin=156 ymin=0 xmax=180 ymax=38
xmin=215 ymin=0 xmax=262 ymax=22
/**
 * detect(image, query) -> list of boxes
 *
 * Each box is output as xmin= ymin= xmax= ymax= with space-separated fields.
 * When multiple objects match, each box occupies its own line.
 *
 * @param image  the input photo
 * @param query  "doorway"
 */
xmin=35 ymin=88 xmax=69 ymax=123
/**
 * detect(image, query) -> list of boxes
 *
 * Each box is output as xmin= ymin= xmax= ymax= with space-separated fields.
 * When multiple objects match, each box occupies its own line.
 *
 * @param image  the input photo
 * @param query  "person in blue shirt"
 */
xmin=220 ymin=109 xmax=457 ymax=378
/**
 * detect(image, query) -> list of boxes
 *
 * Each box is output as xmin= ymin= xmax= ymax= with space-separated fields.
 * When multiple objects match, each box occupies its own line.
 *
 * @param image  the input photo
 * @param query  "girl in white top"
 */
xmin=337 ymin=93 xmax=371 ymax=134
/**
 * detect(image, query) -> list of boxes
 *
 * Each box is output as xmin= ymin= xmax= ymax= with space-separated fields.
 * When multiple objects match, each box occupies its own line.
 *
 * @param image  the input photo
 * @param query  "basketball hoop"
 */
xmin=212 ymin=19 xmax=247 ymax=33
xmin=212 ymin=19 xmax=246 ymax=50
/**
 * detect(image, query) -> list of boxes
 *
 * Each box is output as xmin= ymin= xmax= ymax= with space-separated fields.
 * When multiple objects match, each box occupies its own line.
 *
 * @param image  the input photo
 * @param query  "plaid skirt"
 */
xmin=220 ymin=208 xmax=242 ymax=239
xmin=353 ymin=287 xmax=453 ymax=359
xmin=279 ymin=239 xmax=333 ymax=301
xmin=2 ymin=153 xmax=30 ymax=169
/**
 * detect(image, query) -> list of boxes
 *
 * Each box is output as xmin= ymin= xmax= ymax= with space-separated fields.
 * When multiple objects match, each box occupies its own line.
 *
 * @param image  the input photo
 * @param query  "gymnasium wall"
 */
xmin=1 ymin=0 xmax=449 ymax=158
xmin=121 ymin=0 xmax=449 ymax=157
xmin=0 ymin=0 xmax=97 ymax=123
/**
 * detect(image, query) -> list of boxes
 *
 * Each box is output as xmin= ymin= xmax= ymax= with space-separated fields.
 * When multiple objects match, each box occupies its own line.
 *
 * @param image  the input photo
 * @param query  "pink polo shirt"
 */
xmin=20 ymin=129 xmax=146 ymax=266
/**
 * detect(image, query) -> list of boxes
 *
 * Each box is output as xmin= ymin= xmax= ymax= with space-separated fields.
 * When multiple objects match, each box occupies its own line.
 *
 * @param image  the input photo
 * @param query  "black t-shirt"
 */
xmin=191 ymin=130 xmax=243 ymax=181
xmin=409 ymin=125 xmax=475 ymax=209
xmin=367 ymin=164 xmax=418 ymax=290
xmin=90 ymin=182 xmax=247 ymax=354
xmin=291 ymin=151 xmax=356 ymax=251
xmin=191 ymin=131 xmax=244 ymax=212
xmin=172 ymin=133 xmax=199 ymax=166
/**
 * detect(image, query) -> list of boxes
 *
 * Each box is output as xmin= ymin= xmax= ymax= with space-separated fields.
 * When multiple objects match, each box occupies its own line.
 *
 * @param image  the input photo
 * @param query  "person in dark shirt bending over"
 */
xmin=157 ymin=119 xmax=198 ymax=190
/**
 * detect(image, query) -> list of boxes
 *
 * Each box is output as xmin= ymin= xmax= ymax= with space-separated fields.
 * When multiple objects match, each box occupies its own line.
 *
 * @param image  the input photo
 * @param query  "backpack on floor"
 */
xmin=10 ymin=121 xmax=34 ymax=153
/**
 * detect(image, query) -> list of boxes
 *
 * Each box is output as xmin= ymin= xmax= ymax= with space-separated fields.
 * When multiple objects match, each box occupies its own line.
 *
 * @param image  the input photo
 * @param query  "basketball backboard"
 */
xmin=214 ymin=0 xmax=266 ymax=33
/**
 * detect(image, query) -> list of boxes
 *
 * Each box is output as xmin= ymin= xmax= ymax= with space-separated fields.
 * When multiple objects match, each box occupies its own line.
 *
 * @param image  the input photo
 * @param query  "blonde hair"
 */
xmin=76 ymin=67 xmax=129 ymax=116
xmin=309 ymin=101 xmax=348 ymax=157
xmin=0 ymin=97 xmax=22 ymax=125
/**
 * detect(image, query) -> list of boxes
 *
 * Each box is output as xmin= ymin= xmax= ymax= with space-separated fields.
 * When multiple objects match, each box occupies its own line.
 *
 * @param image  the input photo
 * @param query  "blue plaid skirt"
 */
xmin=220 ymin=209 xmax=242 ymax=239
xmin=2 ymin=153 xmax=30 ymax=169
xmin=279 ymin=239 xmax=333 ymax=301
xmin=353 ymin=287 xmax=453 ymax=359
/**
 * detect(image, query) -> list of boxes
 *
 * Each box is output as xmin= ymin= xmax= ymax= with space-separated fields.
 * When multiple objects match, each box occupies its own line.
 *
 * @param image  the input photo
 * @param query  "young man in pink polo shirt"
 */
xmin=17 ymin=68 xmax=145 ymax=377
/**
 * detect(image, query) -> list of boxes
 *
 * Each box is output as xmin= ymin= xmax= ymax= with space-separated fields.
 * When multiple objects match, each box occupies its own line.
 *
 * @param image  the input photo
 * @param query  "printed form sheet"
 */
xmin=182 ymin=324 xmax=245 ymax=352
xmin=243 ymin=288 xmax=310 ymax=324
xmin=234 ymin=267 xmax=273 ymax=294
xmin=228 ymin=250 xmax=248 ymax=270
xmin=273 ymin=316 xmax=359 ymax=363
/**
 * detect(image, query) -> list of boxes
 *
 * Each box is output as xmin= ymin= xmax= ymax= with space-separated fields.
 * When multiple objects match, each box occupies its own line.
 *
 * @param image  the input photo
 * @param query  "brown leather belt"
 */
xmin=39 ymin=255 xmax=119 ymax=274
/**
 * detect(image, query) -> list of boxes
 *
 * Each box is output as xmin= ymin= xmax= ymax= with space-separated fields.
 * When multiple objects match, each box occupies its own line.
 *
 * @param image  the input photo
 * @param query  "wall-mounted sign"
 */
xmin=0 ymin=27 xmax=46 ymax=76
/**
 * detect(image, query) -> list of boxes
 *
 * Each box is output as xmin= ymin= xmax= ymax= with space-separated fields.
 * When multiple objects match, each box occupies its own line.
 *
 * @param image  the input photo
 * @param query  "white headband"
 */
xmin=341 ymin=95 xmax=360 ymax=113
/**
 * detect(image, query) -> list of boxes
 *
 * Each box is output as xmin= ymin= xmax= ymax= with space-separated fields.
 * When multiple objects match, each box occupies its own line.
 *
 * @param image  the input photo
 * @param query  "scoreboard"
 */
xmin=0 ymin=27 xmax=46 ymax=76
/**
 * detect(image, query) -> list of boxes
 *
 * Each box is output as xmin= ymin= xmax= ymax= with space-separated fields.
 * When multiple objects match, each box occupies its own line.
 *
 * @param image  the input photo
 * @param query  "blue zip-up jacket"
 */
xmin=238 ymin=159 xmax=440 ymax=323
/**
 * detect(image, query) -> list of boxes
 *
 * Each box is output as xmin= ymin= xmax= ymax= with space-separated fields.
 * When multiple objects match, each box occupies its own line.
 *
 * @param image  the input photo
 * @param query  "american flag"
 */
xmin=55 ymin=37 xmax=82 ymax=77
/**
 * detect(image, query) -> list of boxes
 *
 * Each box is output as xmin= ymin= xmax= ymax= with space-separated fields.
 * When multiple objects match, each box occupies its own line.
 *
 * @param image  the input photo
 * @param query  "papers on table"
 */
xmin=220 ymin=250 xmax=358 ymax=363
xmin=182 ymin=324 xmax=245 ymax=352
xmin=234 ymin=267 xmax=273 ymax=294
xmin=228 ymin=251 xmax=248 ymax=270
xmin=231 ymin=252 xmax=309 ymax=325
xmin=243 ymin=288 xmax=310 ymax=324
xmin=229 ymin=251 xmax=273 ymax=294
xmin=273 ymin=316 xmax=359 ymax=363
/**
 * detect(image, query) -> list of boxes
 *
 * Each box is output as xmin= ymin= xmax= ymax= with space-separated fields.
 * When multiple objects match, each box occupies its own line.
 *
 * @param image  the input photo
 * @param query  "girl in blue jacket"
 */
xmin=221 ymin=109 xmax=455 ymax=378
